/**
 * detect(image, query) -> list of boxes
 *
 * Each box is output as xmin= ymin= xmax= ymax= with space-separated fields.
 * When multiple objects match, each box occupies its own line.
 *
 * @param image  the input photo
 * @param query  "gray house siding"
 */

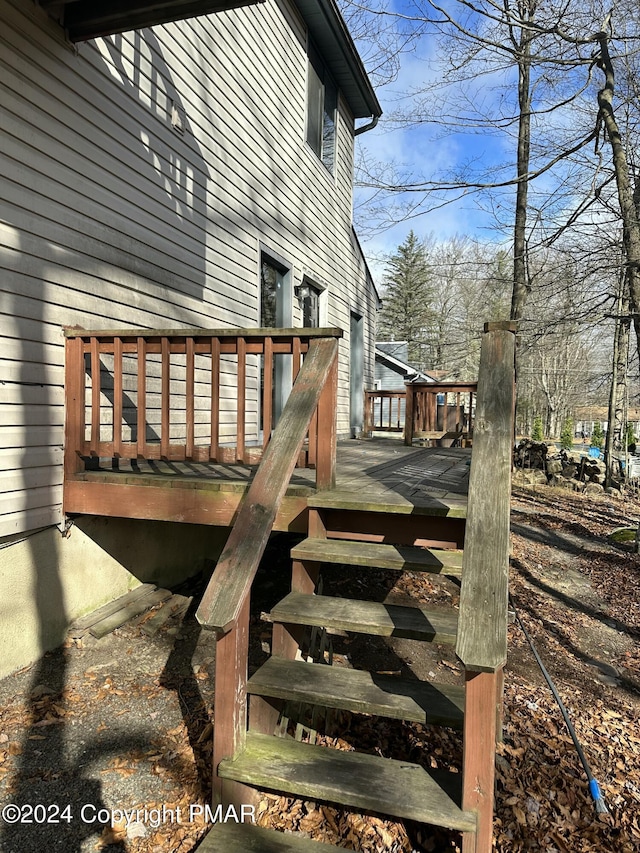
xmin=0 ymin=0 xmax=378 ymax=538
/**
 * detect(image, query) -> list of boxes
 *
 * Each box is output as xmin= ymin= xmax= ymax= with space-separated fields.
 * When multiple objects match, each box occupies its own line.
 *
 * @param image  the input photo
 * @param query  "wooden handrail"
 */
xmin=63 ymin=327 xmax=343 ymax=340
xmin=195 ymin=336 xmax=340 ymax=635
xmin=455 ymin=322 xmax=516 ymax=673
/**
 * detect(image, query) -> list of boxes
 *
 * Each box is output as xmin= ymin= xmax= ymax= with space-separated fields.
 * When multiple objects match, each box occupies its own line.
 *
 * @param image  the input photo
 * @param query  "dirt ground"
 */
xmin=1 ymin=486 xmax=639 ymax=852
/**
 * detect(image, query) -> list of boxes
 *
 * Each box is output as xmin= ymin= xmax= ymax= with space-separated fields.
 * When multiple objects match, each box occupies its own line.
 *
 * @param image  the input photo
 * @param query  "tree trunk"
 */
xmin=605 ymin=271 xmax=630 ymax=489
xmin=596 ymin=25 xmax=640 ymax=544
xmin=510 ymin=20 xmax=533 ymax=322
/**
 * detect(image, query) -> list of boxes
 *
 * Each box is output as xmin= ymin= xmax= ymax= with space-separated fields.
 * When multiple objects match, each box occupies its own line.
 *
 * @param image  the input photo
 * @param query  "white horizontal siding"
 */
xmin=0 ymin=0 xmax=375 ymax=536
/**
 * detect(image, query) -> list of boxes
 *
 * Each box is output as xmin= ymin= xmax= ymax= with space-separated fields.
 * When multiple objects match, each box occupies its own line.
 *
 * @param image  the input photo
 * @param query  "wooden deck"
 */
xmin=63 ymin=323 xmax=515 ymax=852
xmin=64 ymin=440 xmax=471 ymax=531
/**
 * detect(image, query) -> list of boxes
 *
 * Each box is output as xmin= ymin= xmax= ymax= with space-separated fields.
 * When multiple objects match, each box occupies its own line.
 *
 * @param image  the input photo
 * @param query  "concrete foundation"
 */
xmin=0 ymin=517 xmax=228 ymax=680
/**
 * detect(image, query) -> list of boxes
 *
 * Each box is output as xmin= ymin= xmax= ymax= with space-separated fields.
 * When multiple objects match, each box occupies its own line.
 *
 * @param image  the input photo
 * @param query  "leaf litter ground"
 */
xmin=0 ymin=487 xmax=639 ymax=851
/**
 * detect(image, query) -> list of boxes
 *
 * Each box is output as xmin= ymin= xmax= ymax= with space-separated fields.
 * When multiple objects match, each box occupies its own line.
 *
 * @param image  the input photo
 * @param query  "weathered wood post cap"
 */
xmin=483 ymin=321 xmax=518 ymax=333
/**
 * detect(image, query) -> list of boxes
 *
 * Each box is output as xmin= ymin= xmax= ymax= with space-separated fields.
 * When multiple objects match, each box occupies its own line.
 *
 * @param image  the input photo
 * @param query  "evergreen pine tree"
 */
xmin=560 ymin=417 xmax=573 ymax=451
xmin=626 ymin=423 xmax=636 ymax=449
xmin=591 ymin=422 xmax=604 ymax=450
xmin=532 ymin=416 xmax=543 ymax=441
xmin=378 ymin=231 xmax=433 ymax=368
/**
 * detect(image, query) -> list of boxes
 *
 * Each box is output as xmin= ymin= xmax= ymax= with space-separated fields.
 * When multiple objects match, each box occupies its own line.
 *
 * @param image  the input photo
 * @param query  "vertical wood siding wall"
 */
xmin=0 ymin=0 xmax=377 ymax=536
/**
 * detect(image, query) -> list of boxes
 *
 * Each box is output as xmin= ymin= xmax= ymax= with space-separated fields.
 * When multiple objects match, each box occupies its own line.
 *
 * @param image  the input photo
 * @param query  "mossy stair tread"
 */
xmin=307 ymin=490 xmax=468 ymax=518
xmin=268 ymin=592 xmax=459 ymax=643
xmin=219 ymin=732 xmax=476 ymax=833
xmin=198 ymin=821 xmax=345 ymax=851
xmin=248 ymin=657 xmax=464 ymax=727
xmin=291 ymin=537 xmax=463 ymax=575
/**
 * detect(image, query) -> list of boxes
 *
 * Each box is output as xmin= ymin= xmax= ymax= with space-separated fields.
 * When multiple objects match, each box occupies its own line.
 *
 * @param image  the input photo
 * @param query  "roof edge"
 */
xmin=294 ymin=0 xmax=381 ymax=120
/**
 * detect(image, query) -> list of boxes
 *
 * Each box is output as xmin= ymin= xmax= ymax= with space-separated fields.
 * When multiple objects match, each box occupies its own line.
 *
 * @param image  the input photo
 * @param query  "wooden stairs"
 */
xmin=196 ymin=323 xmax=516 ymax=852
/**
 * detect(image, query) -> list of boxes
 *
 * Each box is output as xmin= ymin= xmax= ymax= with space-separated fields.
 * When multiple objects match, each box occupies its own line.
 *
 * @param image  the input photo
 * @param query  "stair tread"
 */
xmin=219 ymin=732 xmax=476 ymax=833
xmin=269 ymin=592 xmax=458 ymax=643
xmin=307 ymin=490 xmax=467 ymax=518
xmin=198 ymin=821 xmax=344 ymax=851
xmin=291 ymin=537 xmax=463 ymax=574
xmin=248 ymin=657 xmax=464 ymax=727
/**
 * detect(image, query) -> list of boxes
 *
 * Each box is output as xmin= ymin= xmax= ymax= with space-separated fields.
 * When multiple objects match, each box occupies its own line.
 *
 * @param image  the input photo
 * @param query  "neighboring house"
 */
xmin=0 ymin=0 xmax=381 ymax=675
xmin=374 ymin=342 xmax=437 ymax=390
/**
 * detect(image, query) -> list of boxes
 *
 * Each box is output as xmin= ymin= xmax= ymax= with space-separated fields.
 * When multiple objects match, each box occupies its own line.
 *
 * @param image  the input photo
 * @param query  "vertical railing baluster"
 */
xmin=210 ymin=337 xmax=220 ymax=461
xmin=90 ymin=337 xmax=100 ymax=455
xmin=236 ymin=337 xmax=246 ymax=463
xmin=186 ymin=337 xmax=195 ymax=459
xmin=113 ymin=337 xmax=123 ymax=459
xmin=137 ymin=337 xmax=147 ymax=458
xmin=161 ymin=336 xmax=170 ymax=459
xmin=308 ymin=408 xmax=318 ymax=468
xmin=292 ymin=336 xmax=302 ymax=382
xmin=262 ymin=337 xmax=273 ymax=449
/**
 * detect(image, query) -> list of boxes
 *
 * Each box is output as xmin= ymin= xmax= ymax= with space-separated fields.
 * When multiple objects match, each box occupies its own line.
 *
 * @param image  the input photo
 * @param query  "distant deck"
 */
xmin=64 ymin=440 xmax=471 ymax=532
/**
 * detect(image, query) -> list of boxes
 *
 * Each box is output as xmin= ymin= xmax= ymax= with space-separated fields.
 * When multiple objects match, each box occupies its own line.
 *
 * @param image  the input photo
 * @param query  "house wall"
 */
xmin=0 ymin=0 xmax=377 ymax=540
xmin=0 ymin=0 xmax=377 ymax=676
xmin=375 ymin=362 xmax=407 ymax=391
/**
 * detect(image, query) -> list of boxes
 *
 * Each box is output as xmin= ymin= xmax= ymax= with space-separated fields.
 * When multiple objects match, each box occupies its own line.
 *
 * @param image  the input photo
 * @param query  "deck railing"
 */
xmin=455 ymin=322 xmax=516 ymax=852
xmin=364 ymin=389 xmax=406 ymax=433
xmin=64 ymin=327 xmax=342 ymax=482
xmin=404 ymin=381 xmax=477 ymax=445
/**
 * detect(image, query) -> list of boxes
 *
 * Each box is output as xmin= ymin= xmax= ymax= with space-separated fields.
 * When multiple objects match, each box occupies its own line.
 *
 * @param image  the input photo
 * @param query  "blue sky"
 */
xmin=346 ymin=2 xmax=523 ymax=278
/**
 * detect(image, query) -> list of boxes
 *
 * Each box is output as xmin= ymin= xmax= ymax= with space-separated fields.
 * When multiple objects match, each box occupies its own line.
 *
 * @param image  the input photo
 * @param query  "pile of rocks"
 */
xmin=513 ymin=439 xmax=621 ymax=497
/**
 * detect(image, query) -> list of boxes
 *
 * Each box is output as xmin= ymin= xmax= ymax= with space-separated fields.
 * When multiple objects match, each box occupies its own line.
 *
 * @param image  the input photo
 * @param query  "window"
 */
xmin=306 ymin=41 xmax=337 ymax=172
xmin=260 ymin=252 xmax=292 ymax=427
xmin=300 ymin=282 xmax=321 ymax=327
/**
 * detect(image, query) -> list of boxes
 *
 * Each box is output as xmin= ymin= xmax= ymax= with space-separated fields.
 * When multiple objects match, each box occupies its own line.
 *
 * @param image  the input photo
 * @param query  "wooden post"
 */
xmin=315 ymin=349 xmax=338 ymax=490
xmin=213 ymin=594 xmax=250 ymax=806
xmin=457 ymin=322 xmax=516 ymax=852
xmin=461 ymin=670 xmax=500 ymax=853
xmin=404 ymin=384 xmax=414 ymax=445
xmin=63 ymin=335 xmax=86 ymax=487
xmin=364 ymin=391 xmax=372 ymax=436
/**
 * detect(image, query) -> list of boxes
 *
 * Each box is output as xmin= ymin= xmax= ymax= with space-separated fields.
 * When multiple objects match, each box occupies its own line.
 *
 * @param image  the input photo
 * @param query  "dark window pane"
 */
xmin=302 ymin=284 xmax=320 ymax=327
xmin=322 ymin=77 xmax=336 ymax=171
xmin=306 ymin=62 xmax=323 ymax=157
xmin=260 ymin=260 xmax=278 ymax=327
xmin=307 ymin=42 xmax=336 ymax=173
